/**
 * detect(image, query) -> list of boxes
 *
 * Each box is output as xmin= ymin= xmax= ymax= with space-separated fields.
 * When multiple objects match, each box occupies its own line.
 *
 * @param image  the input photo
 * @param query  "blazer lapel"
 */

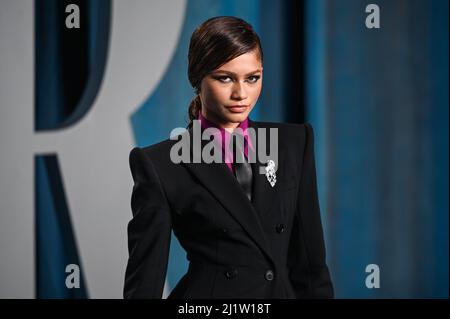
xmin=181 ymin=125 xmax=274 ymax=264
xmin=249 ymin=120 xmax=284 ymax=218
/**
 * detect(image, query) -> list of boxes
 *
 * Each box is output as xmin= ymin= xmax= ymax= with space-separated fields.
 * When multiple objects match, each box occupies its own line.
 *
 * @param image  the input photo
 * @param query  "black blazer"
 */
xmin=123 ymin=120 xmax=334 ymax=299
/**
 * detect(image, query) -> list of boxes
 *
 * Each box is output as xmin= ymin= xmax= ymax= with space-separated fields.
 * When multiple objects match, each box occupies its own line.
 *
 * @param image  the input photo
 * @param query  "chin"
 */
xmin=225 ymin=113 xmax=249 ymax=123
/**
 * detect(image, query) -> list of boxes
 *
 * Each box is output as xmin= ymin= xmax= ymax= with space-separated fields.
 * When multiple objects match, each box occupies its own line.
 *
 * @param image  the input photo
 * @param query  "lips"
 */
xmin=226 ymin=105 xmax=249 ymax=113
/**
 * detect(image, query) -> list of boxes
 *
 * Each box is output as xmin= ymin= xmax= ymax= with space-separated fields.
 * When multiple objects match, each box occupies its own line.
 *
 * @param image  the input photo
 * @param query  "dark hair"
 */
xmin=187 ymin=16 xmax=263 ymax=125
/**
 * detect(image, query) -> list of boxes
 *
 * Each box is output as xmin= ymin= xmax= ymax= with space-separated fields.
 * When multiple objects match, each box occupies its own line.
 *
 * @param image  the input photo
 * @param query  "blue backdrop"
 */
xmin=306 ymin=0 xmax=448 ymax=298
xmin=34 ymin=0 xmax=448 ymax=298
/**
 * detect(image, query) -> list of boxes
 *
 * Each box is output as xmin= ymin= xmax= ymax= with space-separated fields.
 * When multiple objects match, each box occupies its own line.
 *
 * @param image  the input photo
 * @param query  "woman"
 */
xmin=124 ymin=16 xmax=334 ymax=299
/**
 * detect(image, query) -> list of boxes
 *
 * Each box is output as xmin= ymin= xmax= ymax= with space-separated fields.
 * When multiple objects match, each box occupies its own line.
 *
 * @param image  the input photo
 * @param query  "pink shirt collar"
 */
xmin=198 ymin=112 xmax=254 ymax=171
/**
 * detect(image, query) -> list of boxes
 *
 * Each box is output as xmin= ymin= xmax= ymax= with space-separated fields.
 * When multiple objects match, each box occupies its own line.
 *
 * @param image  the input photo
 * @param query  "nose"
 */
xmin=231 ymin=81 xmax=248 ymax=100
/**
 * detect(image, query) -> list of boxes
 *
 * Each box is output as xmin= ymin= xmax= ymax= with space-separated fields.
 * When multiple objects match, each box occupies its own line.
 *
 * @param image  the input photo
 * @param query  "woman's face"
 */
xmin=199 ymin=50 xmax=263 ymax=129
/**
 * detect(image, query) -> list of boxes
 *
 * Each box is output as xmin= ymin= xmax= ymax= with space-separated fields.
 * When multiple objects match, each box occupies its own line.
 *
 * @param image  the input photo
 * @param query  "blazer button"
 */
xmin=265 ymin=270 xmax=274 ymax=281
xmin=224 ymin=268 xmax=238 ymax=279
xmin=275 ymin=224 xmax=286 ymax=233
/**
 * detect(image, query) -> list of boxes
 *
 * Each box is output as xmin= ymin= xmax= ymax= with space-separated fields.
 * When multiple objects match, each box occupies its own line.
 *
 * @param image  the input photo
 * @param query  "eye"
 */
xmin=247 ymin=75 xmax=261 ymax=84
xmin=215 ymin=76 xmax=232 ymax=83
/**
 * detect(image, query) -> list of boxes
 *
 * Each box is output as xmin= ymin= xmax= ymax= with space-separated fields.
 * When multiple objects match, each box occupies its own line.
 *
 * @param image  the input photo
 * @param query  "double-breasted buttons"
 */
xmin=275 ymin=223 xmax=286 ymax=233
xmin=265 ymin=270 xmax=274 ymax=281
xmin=224 ymin=268 xmax=238 ymax=279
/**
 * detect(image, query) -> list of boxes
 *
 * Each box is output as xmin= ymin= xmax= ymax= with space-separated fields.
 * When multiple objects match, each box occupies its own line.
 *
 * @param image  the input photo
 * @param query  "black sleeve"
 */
xmin=123 ymin=147 xmax=172 ymax=299
xmin=287 ymin=123 xmax=334 ymax=298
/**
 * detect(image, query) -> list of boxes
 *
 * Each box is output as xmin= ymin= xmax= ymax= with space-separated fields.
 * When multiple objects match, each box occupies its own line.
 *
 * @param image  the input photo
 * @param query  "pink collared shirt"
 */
xmin=198 ymin=112 xmax=254 ymax=173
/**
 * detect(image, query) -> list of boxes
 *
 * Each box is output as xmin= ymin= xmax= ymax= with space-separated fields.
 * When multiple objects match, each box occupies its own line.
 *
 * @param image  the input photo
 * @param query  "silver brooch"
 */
xmin=265 ymin=160 xmax=277 ymax=187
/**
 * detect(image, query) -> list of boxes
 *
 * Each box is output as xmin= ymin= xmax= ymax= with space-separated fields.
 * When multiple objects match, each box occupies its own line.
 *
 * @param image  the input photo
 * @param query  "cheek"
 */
xmin=207 ymin=86 xmax=228 ymax=105
xmin=250 ymin=85 xmax=262 ymax=101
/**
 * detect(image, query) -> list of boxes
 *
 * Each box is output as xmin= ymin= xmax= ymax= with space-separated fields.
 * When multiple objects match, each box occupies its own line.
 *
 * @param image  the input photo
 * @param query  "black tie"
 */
xmin=231 ymin=134 xmax=253 ymax=201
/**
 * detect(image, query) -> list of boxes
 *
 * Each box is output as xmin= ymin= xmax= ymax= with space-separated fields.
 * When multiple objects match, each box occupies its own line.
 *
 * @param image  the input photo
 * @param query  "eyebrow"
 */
xmin=212 ymin=69 xmax=262 ymax=76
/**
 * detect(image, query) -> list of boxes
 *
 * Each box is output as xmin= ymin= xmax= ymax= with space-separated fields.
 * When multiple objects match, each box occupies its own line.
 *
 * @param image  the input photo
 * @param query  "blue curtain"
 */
xmin=306 ymin=0 xmax=448 ymax=298
xmin=35 ymin=0 xmax=448 ymax=298
xmin=34 ymin=0 xmax=110 ymax=298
